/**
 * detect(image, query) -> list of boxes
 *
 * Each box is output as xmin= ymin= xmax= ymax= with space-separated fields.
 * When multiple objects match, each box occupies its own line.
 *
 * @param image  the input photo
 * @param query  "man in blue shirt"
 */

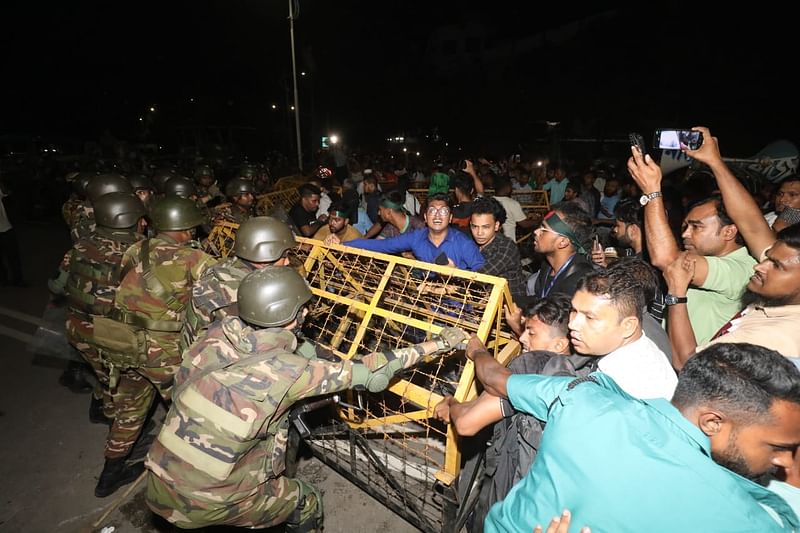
xmin=339 ymin=193 xmax=485 ymax=271
xmin=465 ymin=338 xmax=800 ymax=532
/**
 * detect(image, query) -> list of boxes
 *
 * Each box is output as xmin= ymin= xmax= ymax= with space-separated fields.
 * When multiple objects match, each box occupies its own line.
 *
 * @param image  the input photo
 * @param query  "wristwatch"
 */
xmin=664 ymin=294 xmax=688 ymax=306
xmin=639 ymin=191 xmax=663 ymax=206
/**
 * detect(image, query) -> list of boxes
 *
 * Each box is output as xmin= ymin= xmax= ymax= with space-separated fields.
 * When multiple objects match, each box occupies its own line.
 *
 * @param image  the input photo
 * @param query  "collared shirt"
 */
xmin=542 ymin=178 xmax=568 ymax=205
xmin=344 ymin=228 xmax=485 ymax=271
xmin=485 ymin=372 xmax=797 ymax=533
xmin=478 ymin=233 xmax=526 ymax=303
xmin=597 ymin=333 xmax=677 ymax=400
xmin=699 ymin=303 xmax=800 ymax=360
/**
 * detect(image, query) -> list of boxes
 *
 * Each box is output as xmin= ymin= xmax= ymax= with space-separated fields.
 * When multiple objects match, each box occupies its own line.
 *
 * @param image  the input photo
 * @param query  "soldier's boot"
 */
xmin=58 ymin=361 xmax=93 ymax=394
xmin=89 ymin=396 xmax=113 ymax=426
xmin=94 ymin=458 xmax=145 ymax=498
xmin=285 ymin=483 xmax=323 ymax=533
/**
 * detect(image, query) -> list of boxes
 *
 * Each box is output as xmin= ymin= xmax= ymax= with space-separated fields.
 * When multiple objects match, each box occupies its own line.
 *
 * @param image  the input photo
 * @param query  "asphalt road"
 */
xmin=0 ymin=219 xmax=419 ymax=533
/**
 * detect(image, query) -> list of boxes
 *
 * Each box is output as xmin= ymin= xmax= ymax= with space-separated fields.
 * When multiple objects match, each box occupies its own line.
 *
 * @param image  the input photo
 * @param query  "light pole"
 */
xmin=288 ymin=0 xmax=303 ymax=172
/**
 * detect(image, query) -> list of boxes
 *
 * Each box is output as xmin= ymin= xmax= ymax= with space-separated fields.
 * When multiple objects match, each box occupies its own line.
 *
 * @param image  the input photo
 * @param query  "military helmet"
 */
xmin=163 ymin=176 xmax=197 ymax=199
xmin=72 ymin=171 xmax=98 ymax=198
xmin=93 ymin=192 xmax=146 ymax=229
xmin=149 ymin=196 xmax=204 ymax=231
xmin=238 ymin=165 xmax=258 ymax=180
xmin=86 ymin=173 xmax=133 ymax=203
xmin=237 ymin=266 xmax=312 ymax=327
xmin=152 ymin=170 xmax=176 ymax=193
xmin=225 ymin=177 xmax=256 ymax=198
xmin=234 ymin=216 xmax=296 ymax=263
xmin=194 ymin=164 xmax=214 ymax=180
xmin=127 ymin=173 xmax=154 ymax=192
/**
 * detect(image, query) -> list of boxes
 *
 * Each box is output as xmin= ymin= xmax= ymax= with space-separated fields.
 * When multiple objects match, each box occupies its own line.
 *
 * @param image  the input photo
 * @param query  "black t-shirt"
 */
xmin=289 ymin=203 xmax=317 ymax=230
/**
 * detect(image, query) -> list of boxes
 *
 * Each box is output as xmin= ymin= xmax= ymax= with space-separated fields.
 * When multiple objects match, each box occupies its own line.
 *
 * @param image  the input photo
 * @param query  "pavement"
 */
xmin=0 ymin=220 xmax=419 ymax=533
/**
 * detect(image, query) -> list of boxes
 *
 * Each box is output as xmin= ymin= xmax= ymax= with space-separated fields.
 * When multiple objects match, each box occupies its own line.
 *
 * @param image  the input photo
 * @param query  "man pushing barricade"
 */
xmin=145 ymin=265 xmax=469 ymax=532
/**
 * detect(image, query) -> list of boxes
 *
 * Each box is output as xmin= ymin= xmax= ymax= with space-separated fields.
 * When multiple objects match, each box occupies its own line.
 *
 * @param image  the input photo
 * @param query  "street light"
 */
xmin=329 ymin=134 xmax=339 ymax=145
xmin=149 ymin=106 xmax=156 ymax=112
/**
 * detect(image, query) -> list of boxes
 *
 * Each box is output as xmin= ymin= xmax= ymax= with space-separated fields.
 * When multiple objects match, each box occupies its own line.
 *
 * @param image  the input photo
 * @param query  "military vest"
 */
xmin=152 ymin=318 xmax=309 ymax=498
xmin=65 ymin=228 xmax=139 ymax=316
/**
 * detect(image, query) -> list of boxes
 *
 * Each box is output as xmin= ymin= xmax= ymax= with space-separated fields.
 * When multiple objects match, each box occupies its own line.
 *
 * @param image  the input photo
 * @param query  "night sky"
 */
xmin=2 ymin=1 xmax=797 ymax=159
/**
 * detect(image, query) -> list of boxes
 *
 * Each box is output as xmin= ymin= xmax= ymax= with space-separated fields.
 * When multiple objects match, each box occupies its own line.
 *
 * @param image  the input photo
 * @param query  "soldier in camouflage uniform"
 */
xmin=128 ymin=174 xmax=155 ymax=210
xmin=71 ymin=173 xmax=133 ymax=243
xmin=193 ymin=164 xmax=225 ymax=207
xmin=183 ymin=216 xmax=295 ymax=349
xmin=209 ymin=177 xmax=256 ymax=227
xmin=93 ymin=196 xmax=217 ymax=498
xmin=145 ymin=266 xmax=468 ymax=531
xmin=61 ymin=171 xmax=97 ymax=230
xmin=51 ymin=193 xmax=147 ymax=419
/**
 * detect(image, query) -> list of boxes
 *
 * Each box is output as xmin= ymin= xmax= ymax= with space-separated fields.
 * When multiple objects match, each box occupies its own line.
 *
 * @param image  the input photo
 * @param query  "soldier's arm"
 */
xmin=286 ymin=327 xmax=469 ymax=400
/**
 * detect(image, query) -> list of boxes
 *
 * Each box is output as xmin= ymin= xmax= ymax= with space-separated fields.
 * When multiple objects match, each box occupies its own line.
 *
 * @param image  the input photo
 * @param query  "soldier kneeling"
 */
xmin=144 ymin=266 xmax=467 ymax=531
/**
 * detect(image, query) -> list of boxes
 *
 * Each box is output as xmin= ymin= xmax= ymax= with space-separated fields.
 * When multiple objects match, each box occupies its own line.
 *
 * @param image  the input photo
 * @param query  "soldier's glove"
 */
xmin=351 ymin=354 xmax=403 ymax=393
xmin=434 ymin=327 xmax=470 ymax=353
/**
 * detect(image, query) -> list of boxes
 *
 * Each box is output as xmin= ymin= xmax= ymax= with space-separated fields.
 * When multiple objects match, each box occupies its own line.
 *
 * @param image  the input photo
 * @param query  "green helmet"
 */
xmin=238 ymin=165 xmax=258 ymax=179
xmin=152 ymin=170 xmax=176 ymax=193
xmin=237 ymin=266 xmax=312 ymax=327
xmin=194 ymin=165 xmax=214 ymax=180
xmin=163 ymin=176 xmax=197 ymax=198
xmin=128 ymin=174 xmax=154 ymax=192
xmin=93 ymin=192 xmax=146 ymax=229
xmin=72 ymin=171 xmax=98 ymax=198
xmin=149 ymin=196 xmax=204 ymax=231
xmin=234 ymin=216 xmax=296 ymax=262
xmin=225 ymin=177 xmax=256 ymax=198
xmin=86 ymin=173 xmax=133 ymax=203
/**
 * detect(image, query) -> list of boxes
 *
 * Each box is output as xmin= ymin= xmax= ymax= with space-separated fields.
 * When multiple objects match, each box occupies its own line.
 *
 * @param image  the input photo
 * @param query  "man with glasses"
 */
xmin=335 ymin=193 xmax=484 ymax=270
xmin=527 ymin=203 xmax=594 ymax=302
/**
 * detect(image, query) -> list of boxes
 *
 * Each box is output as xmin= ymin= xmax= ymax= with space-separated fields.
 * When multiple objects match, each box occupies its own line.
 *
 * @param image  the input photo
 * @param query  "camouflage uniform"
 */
xmin=196 ymin=183 xmax=225 ymax=205
xmin=68 ymin=202 xmax=95 ymax=243
xmin=182 ymin=256 xmax=257 ymax=350
xmin=104 ymin=234 xmax=216 ymax=460
xmin=145 ymin=316 xmax=450 ymax=530
xmin=60 ymin=227 xmax=143 ymax=416
xmin=210 ymin=202 xmax=253 ymax=227
xmin=61 ymin=195 xmax=82 ymax=227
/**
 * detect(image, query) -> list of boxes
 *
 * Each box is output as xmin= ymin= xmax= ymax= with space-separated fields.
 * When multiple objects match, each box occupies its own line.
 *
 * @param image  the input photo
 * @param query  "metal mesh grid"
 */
xmin=293 ymin=237 xmax=517 ymax=532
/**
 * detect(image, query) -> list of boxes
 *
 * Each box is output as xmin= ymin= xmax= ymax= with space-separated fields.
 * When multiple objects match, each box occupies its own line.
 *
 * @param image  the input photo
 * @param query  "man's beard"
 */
xmin=712 ymin=435 xmax=778 ymax=487
xmin=741 ymin=288 xmax=792 ymax=308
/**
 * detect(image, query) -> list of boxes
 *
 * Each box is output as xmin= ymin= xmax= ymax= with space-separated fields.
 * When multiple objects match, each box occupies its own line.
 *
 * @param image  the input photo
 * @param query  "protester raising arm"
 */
xmin=664 ymin=252 xmax=698 ymax=370
xmin=626 ymin=147 xmax=681 ymax=270
xmin=685 ymin=127 xmax=776 ymax=259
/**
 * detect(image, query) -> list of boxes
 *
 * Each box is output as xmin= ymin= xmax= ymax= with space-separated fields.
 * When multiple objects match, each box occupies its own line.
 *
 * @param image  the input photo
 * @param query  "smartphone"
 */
xmin=653 ymin=129 xmax=704 ymax=151
xmin=628 ymin=132 xmax=647 ymax=157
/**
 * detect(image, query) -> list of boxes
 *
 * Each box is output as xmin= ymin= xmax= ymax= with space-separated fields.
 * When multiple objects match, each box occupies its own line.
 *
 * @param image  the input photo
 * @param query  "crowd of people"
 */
xmin=40 ymin=125 xmax=800 ymax=532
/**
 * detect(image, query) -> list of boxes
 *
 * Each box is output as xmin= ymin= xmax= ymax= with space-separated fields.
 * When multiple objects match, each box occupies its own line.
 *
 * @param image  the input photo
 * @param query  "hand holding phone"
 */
xmin=628 ymin=132 xmax=647 ymax=158
xmin=653 ymin=129 xmax=704 ymax=151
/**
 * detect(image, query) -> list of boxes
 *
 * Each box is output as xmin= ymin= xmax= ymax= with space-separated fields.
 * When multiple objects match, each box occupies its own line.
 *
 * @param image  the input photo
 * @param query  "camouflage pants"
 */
xmin=65 ymin=312 xmax=113 ymax=417
xmin=105 ymin=333 xmax=180 ymax=459
xmin=146 ymin=472 xmax=322 ymax=530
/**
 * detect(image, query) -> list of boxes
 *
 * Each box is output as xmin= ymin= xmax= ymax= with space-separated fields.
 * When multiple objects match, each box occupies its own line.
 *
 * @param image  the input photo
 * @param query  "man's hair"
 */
xmin=526 ymin=294 xmax=572 ymax=336
xmin=614 ymin=199 xmax=643 ymax=227
xmin=779 ymin=174 xmax=800 ymax=187
xmin=576 ymin=268 xmax=645 ymax=322
xmin=777 ymin=223 xmax=800 ymax=253
xmin=363 ymin=174 xmax=378 ymax=186
xmin=555 ymin=202 xmax=593 ymax=251
xmin=688 ymin=194 xmax=745 ymax=246
xmin=380 ymin=190 xmax=406 ymax=213
xmin=327 ymin=199 xmax=348 ymax=218
xmin=427 ymin=192 xmax=451 ymax=207
xmin=451 ymin=173 xmax=474 ymax=195
xmin=494 ymin=177 xmax=512 ymax=196
xmin=470 ymin=196 xmax=507 ymax=225
xmin=298 ymin=183 xmax=321 ymax=198
xmin=672 ymin=343 xmax=800 ymax=423
xmin=606 ymin=257 xmax=659 ymax=302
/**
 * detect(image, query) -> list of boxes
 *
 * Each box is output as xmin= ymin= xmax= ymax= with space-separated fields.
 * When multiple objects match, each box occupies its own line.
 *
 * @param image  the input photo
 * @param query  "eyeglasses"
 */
xmin=536 ymin=224 xmax=563 ymax=236
xmin=427 ymin=206 xmax=451 ymax=216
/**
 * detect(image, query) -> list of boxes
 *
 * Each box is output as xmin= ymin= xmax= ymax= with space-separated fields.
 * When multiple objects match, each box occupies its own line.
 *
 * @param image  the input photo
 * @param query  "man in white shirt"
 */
xmin=493 ymin=177 xmax=537 ymax=240
xmin=569 ymin=268 xmax=677 ymax=399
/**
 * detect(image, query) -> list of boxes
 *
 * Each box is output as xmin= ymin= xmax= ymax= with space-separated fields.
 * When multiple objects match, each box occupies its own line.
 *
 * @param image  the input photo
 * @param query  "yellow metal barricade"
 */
xmin=293 ymin=237 xmax=519 ymax=532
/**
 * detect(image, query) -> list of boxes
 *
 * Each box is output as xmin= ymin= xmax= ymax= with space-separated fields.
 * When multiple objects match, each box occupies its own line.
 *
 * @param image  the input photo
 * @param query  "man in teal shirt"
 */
xmin=465 ymin=338 xmax=800 ymax=532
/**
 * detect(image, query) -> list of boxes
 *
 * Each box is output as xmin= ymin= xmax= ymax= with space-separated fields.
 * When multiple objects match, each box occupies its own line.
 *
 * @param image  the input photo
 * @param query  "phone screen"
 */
xmin=655 ymin=130 xmax=703 ymax=150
